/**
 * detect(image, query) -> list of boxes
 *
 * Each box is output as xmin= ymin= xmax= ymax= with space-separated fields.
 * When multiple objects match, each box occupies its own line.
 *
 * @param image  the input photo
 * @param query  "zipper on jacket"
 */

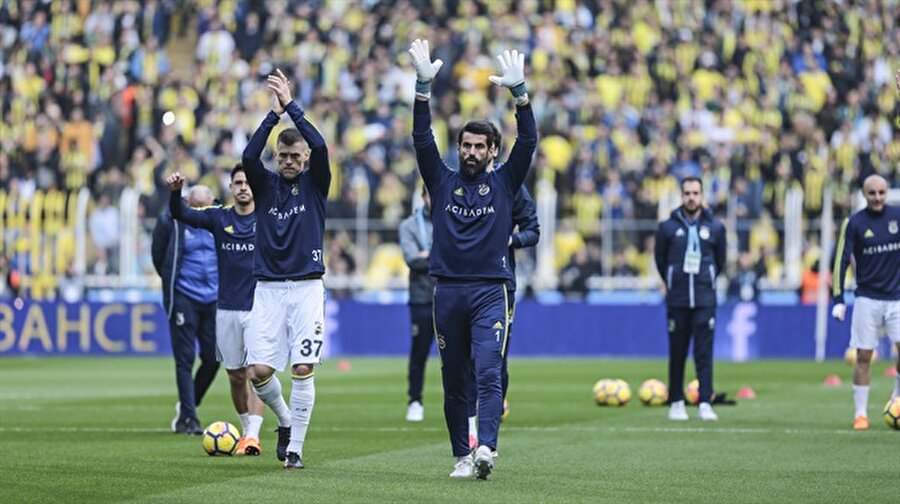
xmin=167 ymin=220 xmax=180 ymax=318
xmin=689 ymin=273 xmax=695 ymax=308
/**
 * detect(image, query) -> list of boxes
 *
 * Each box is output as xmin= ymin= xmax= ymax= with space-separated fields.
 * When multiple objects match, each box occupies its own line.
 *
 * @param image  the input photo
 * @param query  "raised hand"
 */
xmin=488 ymin=49 xmax=525 ymax=90
xmin=270 ymin=88 xmax=284 ymax=115
xmin=267 ymin=68 xmax=293 ymax=112
xmin=165 ymin=172 xmax=185 ymax=191
xmin=408 ymin=39 xmax=444 ymax=83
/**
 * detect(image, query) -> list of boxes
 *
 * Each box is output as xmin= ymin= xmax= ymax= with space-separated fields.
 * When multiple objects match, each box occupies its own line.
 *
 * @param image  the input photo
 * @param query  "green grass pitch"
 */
xmin=0 ymin=357 xmax=897 ymax=503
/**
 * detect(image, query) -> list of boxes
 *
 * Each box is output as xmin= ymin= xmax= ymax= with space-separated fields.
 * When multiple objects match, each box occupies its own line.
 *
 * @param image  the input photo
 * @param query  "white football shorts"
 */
xmin=215 ymin=309 xmax=251 ymax=370
xmin=248 ymin=279 xmax=325 ymax=370
xmin=850 ymin=296 xmax=900 ymax=349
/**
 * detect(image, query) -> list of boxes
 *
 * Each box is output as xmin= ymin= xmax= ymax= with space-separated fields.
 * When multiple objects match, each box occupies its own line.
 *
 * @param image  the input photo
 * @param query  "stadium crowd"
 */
xmin=1 ymin=0 xmax=898 ymax=299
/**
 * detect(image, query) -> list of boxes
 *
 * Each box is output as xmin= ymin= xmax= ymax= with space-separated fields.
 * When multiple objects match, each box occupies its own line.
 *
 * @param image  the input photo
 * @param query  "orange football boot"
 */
xmin=236 ymin=436 xmax=261 ymax=455
xmin=852 ymin=415 xmax=869 ymax=430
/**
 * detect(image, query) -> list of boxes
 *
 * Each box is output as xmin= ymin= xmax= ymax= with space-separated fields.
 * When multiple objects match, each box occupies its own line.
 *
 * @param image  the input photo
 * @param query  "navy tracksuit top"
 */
xmin=169 ymin=191 xmax=257 ymax=311
xmin=654 ymin=206 xmax=727 ymax=308
xmin=412 ymin=100 xmax=537 ymax=281
xmin=833 ymin=204 xmax=900 ymax=303
xmin=241 ymin=101 xmax=331 ymax=280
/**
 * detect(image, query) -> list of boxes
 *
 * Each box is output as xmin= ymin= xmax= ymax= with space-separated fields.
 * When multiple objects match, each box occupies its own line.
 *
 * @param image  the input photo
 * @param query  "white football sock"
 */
xmin=852 ymin=384 xmax=869 ymax=417
xmin=288 ymin=373 xmax=316 ymax=456
xmin=238 ymin=412 xmax=250 ymax=436
xmin=252 ymin=375 xmax=291 ymax=427
xmin=245 ymin=414 xmax=264 ymax=439
xmin=894 ymin=374 xmax=900 ymax=399
xmin=468 ymin=416 xmax=477 ymax=438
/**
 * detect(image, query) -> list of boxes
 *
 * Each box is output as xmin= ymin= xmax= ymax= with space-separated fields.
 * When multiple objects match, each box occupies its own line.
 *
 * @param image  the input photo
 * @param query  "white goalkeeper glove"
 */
xmin=831 ymin=303 xmax=846 ymax=321
xmin=408 ymin=39 xmax=443 ymax=97
xmin=488 ymin=49 xmax=527 ymax=102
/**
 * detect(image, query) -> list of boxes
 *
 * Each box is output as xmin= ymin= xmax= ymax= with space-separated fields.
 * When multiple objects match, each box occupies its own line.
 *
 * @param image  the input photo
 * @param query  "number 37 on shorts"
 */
xmin=293 ymin=316 xmax=325 ymax=363
xmin=298 ymin=337 xmax=323 ymax=358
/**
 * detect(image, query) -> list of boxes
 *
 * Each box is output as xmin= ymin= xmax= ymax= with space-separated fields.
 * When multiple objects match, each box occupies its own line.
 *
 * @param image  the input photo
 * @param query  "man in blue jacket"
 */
xmin=654 ymin=177 xmax=726 ymax=422
xmin=151 ymin=184 xmax=220 ymax=435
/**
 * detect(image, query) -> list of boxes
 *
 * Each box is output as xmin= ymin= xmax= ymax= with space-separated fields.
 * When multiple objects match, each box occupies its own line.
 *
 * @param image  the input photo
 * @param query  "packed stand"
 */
xmin=1 ymin=0 xmax=897 ymax=300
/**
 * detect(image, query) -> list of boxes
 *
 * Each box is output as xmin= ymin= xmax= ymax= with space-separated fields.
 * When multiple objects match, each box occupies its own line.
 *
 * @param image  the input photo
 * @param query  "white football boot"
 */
xmin=450 ymin=454 xmax=474 ymax=478
xmin=406 ymin=401 xmax=424 ymax=422
xmin=668 ymin=400 xmax=689 ymax=421
xmin=473 ymin=445 xmax=494 ymax=480
xmin=170 ymin=401 xmax=181 ymax=432
xmin=698 ymin=402 xmax=719 ymax=421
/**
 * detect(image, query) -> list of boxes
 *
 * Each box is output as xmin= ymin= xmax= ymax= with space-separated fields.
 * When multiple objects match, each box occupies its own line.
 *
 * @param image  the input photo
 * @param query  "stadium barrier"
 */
xmin=2 ymin=299 xmax=882 ymax=360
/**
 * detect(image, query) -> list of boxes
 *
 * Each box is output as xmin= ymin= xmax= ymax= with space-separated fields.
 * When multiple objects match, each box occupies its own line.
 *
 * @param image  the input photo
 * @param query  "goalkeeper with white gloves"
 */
xmin=408 ymin=38 xmax=537 ymax=480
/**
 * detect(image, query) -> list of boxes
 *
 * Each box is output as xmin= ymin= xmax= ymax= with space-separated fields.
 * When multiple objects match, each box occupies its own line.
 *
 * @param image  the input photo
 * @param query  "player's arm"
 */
xmin=831 ymin=217 xmax=855 ymax=319
xmin=511 ymin=186 xmax=540 ymax=248
xmin=287 ymin=100 xmax=330 ymax=193
xmin=151 ymin=211 xmax=172 ymax=276
xmin=714 ymin=221 xmax=726 ymax=277
xmin=408 ymin=39 xmax=445 ymax=190
xmin=241 ymin=85 xmax=282 ymax=192
xmin=269 ymin=69 xmax=331 ymax=194
xmin=166 ymin=172 xmax=214 ymax=231
xmin=490 ymin=50 xmax=537 ymax=191
xmin=399 ymin=219 xmax=429 ymax=271
xmin=654 ymin=223 xmax=669 ymax=284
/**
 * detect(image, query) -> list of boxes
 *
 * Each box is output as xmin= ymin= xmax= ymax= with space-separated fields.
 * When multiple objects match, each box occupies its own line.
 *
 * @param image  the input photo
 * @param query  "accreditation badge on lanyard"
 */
xmin=683 ymin=224 xmax=701 ymax=274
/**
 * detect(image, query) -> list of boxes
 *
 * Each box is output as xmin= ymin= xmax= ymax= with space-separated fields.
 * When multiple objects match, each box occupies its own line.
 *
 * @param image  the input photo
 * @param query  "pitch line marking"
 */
xmin=0 ymin=425 xmax=895 ymax=436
